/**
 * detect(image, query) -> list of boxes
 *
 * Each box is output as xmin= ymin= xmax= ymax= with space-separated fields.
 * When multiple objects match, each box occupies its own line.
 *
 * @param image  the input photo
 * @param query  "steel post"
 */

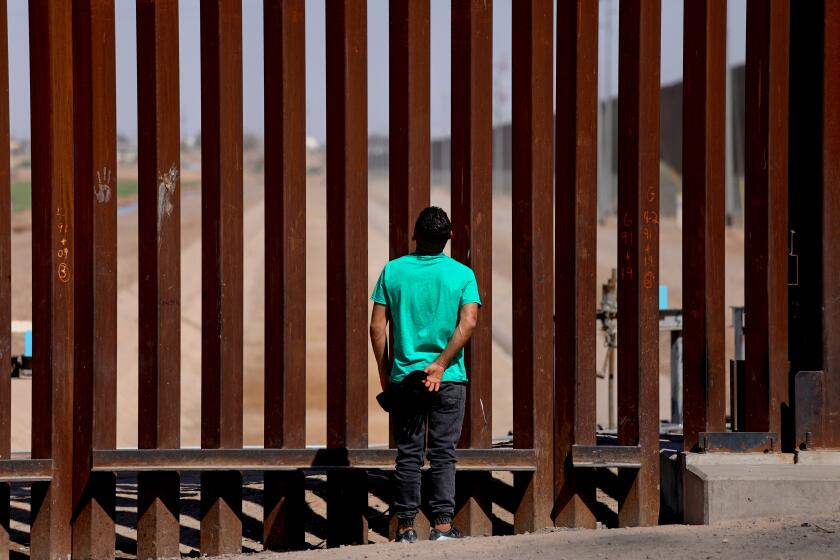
xmin=511 ymin=0 xmax=554 ymax=534
xmin=744 ymin=0 xmax=790 ymax=444
xmin=788 ymin=1 xmax=823 ymax=447
xmin=451 ymin=0 xmax=493 ymax=536
xmin=136 ymin=0 xmax=182 ymax=556
xmin=325 ymin=0 xmax=369 ymax=547
xmin=616 ymin=0 xmax=661 ymax=527
xmin=200 ymin=0 xmax=244 ymax=554
xmin=71 ymin=1 xmax=118 ymax=556
xmin=28 ymin=1 xmax=75 ymax=556
xmin=389 ymin=0 xmax=430 ymax=260
xmin=387 ymin=0 xmax=431 ymax=537
xmin=263 ymin=0 xmax=307 ymax=550
xmin=553 ymin=0 xmax=598 ymax=529
xmin=787 ymin=0 xmax=840 ymax=450
xmin=682 ymin=0 xmax=727 ymax=451
xmin=822 ymin=0 xmax=840 ymax=448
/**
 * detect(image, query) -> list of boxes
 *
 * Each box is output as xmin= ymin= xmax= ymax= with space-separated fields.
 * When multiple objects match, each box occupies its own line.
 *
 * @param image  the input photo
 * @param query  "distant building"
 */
xmin=372 ymin=64 xmax=749 ymax=223
xmin=117 ymin=134 xmax=138 ymax=164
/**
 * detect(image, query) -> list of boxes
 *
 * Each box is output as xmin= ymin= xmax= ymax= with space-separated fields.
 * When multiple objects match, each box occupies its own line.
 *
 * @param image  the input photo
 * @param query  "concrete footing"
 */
xmin=683 ymin=452 xmax=840 ymax=524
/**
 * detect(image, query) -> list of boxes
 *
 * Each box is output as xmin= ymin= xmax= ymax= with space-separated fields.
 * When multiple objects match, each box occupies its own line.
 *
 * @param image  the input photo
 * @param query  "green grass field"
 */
xmin=11 ymin=181 xmax=30 ymax=212
xmin=10 ymin=178 xmax=198 ymax=213
xmin=117 ymin=178 xmax=138 ymax=199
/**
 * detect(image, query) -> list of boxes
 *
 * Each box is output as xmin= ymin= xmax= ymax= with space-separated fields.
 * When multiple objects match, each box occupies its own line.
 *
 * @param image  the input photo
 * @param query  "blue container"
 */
xmin=659 ymin=285 xmax=668 ymax=310
xmin=24 ymin=330 xmax=32 ymax=357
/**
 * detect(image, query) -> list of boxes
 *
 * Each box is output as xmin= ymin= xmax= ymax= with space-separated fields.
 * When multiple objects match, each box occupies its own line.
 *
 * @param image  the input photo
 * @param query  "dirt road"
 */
xmin=230 ymin=515 xmax=840 ymax=560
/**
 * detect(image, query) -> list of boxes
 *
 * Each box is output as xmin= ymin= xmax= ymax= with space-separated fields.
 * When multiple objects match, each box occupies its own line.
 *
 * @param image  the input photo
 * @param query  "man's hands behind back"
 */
xmin=422 ymin=303 xmax=479 ymax=392
xmin=423 ymin=361 xmax=445 ymax=391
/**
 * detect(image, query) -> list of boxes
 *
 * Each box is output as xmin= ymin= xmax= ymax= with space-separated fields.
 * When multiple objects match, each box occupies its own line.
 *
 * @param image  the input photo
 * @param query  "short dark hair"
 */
xmin=414 ymin=206 xmax=451 ymax=250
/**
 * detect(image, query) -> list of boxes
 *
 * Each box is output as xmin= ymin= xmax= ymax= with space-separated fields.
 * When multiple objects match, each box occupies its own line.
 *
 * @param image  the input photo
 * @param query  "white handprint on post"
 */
xmin=95 ymin=167 xmax=112 ymax=203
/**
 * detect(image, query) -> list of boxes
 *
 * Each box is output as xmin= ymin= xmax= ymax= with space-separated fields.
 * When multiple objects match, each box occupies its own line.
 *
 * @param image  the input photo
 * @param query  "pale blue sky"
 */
xmin=6 ymin=0 xmax=747 ymax=142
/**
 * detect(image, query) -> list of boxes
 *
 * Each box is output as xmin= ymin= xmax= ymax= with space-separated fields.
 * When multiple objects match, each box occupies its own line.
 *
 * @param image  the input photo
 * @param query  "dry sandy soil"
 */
xmin=6 ymin=471 xmax=835 ymax=559
xmin=7 ymin=165 xmax=747 ymax=450
xmin=232 ymin=515 xmax=840 ymax=560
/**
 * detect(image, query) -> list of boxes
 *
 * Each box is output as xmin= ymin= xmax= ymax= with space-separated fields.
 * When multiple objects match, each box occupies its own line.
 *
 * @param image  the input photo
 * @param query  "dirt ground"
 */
xmin=231 ymin=515 xmax=840 ymax=560
xmin=230 ymin=517 xmax=840 ymax=560
xmin=7 ymin=164 xmax=747 ymax=450
xmin=6 ymin=471 xmax=835 ymax=559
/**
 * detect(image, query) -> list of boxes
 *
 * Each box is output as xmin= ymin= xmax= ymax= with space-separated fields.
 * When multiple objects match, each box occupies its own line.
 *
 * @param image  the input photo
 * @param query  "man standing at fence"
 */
xmin=369 ymin=206 xmax=480 ymax=543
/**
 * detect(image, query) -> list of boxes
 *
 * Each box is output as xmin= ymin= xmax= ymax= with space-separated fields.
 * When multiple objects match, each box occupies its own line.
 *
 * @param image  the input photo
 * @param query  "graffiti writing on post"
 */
xmin=56 ymin=207 xmax=70 ymax=283
xmin=642 ymin=186 xmax=658 ymax=289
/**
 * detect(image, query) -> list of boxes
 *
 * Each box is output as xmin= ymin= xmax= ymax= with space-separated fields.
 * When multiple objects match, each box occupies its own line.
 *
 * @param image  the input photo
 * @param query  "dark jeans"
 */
xmin=392 ymin=381 xmax=466 ymax=527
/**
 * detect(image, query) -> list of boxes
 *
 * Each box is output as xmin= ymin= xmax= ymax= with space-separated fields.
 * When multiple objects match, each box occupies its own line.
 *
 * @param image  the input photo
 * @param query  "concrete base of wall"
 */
xmin=795 ymin=450 xmax=840 ymax=465
xmin=683 ymin=452 xmax=840 ymax=524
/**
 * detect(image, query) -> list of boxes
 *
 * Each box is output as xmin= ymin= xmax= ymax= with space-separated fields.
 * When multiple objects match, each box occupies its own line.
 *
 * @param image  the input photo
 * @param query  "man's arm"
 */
xmin=370 ymin=303 xmax=390 ymax=391
xmin=422 ymin=303 xmax=479 ymax=391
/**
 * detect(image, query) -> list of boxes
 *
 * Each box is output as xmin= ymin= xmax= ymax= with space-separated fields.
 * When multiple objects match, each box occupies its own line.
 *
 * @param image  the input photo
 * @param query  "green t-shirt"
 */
xmin=371 ymin=252 xmax=481 ymax=384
